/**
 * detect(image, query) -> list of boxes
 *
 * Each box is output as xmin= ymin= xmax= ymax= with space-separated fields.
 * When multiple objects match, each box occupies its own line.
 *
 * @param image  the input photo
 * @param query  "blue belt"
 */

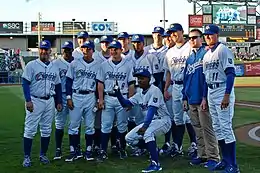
xmin=171 ymin=80 xmax=183 ymax=85
xmin=32 ymin=95 xmax=53 ymax=100
xmin=73 ymin=89 xmax=94 ymax=95
xmin=105 ymin=92 xmax=128 ymax=97
xmin=208 ymin=83 xmax=224 ymax=89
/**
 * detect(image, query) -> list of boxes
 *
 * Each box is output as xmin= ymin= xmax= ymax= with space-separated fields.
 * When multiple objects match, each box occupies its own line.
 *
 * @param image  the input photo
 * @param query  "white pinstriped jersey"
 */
xmin=203 ymin=43 xmax=235 ymax=84
xmin=72 ymin=47 xmax=83 ymax=60
xmin=95 ymin=51 xmax=111 ymax=62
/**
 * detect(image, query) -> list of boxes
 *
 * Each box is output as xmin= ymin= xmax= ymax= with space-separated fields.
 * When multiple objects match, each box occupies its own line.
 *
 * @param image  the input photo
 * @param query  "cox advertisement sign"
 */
xmin=235 ymin=64 xmax=244 ymax=76
xmin=91 ymin=22 xmax=115 ymax=35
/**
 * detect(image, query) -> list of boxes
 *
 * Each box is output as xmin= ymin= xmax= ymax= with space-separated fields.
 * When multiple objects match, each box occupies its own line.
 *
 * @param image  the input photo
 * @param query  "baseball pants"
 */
xmin=55 ymin=93 xmax=69 ymax=130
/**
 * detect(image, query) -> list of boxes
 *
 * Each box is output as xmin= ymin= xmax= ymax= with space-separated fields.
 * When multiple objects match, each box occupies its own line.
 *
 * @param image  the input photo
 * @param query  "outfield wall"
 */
xmin=235 ymin=62 xmax=260 ymax=77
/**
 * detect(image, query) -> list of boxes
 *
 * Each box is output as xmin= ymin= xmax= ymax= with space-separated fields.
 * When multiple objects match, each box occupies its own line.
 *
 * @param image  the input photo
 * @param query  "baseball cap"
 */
xmin=62 ymin=41 xmax=73 ymax=49
xmin=162 ymin=29 xmax=170 ymax=37
xmin=133 ymin=69 xmax=151 ymax=78
xmin=100 ymin=35 xmax=113 ymax=43
xmin=77 ymin=31 xmax=89 ymax=38
xmin=167 ymin=23 xmax=183 ymax=33
xmin=131 ymin=34 xmax=145 ymax=42
xmin=152 ymin=26 xmax=165 ymax=35
xmin=117 ymin=32 xmax=130 ymax=39
xmin=39 ymin=40 xmax=51 ymax=49
xmin=81 ymin=40 xmax=95 ymax=50
xmin=203 ymin=24 xmax=219 ymax=35
xmin=108 ymin=40 xmax=122 ymax=49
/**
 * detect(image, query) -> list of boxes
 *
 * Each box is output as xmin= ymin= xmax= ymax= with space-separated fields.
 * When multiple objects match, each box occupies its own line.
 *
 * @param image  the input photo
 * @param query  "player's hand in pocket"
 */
xmin=98 ymin=99 xmax=105 ymax=110
xmin=67 ymin=99 xmax=74 ymax=110
xmin=200 ymin=98 xmax=208 ymax=111
xmin=26 ymin=101 xmax=34 ymax=112
xmin=56 ymin=104 xmax=63 ymax=112
xmin=183 ymin=100 xmax=189 ymax=112
xmin=221 ymin=94 xmax=230 ymax=110
xmin=164 ymin=90 xmax=172 ymax=101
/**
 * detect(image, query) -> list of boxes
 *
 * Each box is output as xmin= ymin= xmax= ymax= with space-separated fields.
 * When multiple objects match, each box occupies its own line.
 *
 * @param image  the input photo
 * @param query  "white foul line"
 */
xmin=235 ymin=103 xmax=260 ymax=109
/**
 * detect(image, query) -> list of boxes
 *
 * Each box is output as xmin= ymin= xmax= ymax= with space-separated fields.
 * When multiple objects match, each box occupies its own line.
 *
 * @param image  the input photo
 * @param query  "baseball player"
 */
xmin=145 ymin=26 xmax=168 ymax=91
xmin=52 ymin=41 xmax=74 ymax=160
xmin=182 ymin=29 xmax=220 ymax=169
xmin=95 ymin=35 xmax=113 ymax=62
xmin=65 ymin=40 xmax=100 ymax=162
xmin=96 ymin=40 xmax=135 ymax=161
xmin=114 ymin=69 xmax=171 ymax=172
xmin=117 ymin=32 xmax=134 ymax=60
xmin=22 ymin=40 xmax=62 ymax=167
xmin=72 ymin=31 xmax=89 ymax=59
xmin=202 ymin=24 xmax=239 ymax=173
xmin=163 ymin=23 xmax=197 ymax=158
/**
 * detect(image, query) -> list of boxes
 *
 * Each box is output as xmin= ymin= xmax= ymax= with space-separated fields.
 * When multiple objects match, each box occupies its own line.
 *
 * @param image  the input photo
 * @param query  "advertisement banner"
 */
xmin=244 ymin=62 xmax=260 ymax=76
xmin=234 ymin=64 xmax=244 ymax=76
xmin=62 ymin=21 xmax=86 ymax=34
xmin=247 ymin=6 xmax=256 ymax=15
xmin=91 ymin=22 xmax=115 ymax=35
xmin=218 ymin=25 xmax=255 ymax=38
xmin=212 ymin=5 xmax=247 ymax=25
xmin=31 ymin=22 xmax=55 ymax=33
xmin=202 ymin=5 xmax=212 ymax=14
xmin=257 ymin=16 xmax=260 ymax=28
xmin=0 ymin=22 xmax=23 ymax=33
xmin=247 ymin=16 xmax=256 ymax=25
xmin=189 ymin=15 xmax=203 ymax=27
xmin=203 ymin=15 xmax=212 ymax=24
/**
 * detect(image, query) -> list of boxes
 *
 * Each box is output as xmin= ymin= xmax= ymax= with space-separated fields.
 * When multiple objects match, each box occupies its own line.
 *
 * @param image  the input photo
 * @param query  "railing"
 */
xmin=0 ymin=71 xmax=23 ymax=84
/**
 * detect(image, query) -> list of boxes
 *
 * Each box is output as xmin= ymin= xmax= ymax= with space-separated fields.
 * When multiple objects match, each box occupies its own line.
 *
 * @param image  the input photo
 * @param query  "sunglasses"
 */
xmin=189 ymin=36 xmax=200 ymax=40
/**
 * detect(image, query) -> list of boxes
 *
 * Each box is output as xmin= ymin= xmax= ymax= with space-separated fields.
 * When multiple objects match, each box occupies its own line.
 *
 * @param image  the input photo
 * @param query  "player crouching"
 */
xmin=115 ymin=69 xmax=171 ymax=172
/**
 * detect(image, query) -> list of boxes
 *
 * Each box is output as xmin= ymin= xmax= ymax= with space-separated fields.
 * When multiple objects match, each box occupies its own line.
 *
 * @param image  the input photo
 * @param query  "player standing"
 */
xmin=53 ymin=41 xmax=74 ymax=160
xmin=163 ymin=23 xmax=197 ymax=158
xmin=72 ymin=31 xmax=89 ymax=60
xmin=117 ymin=32 xmax=134 ymax=60
xmin=115 ymin=69 xmax=171 ymax=172
xmin=95 ymin=35 xmax=113 ymax=62
xmin=65 ymin=40 xmax=100 ymax=162
xmin=22 ymin=40 xmax=62 ymax=167
xmin=96 ymin=40 xmax=135 ymax=161
xmin=203 ymin=24 xmax=239 ymax=173
xmin=182 ymin=29 xmax=220 ymax=169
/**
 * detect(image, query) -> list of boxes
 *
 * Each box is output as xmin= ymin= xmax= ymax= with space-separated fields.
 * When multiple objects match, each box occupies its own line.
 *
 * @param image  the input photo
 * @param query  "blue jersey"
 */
xmin=182 ymin=46 xmax=208 ymax=105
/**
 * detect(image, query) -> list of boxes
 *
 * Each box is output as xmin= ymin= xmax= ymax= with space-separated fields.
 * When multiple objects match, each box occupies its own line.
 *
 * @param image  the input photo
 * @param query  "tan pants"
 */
xmin=189 ymin=104 xmax=220 ymax=161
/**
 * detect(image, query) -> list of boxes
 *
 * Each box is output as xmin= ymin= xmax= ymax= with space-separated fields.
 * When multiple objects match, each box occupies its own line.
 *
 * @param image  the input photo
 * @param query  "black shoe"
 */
xmin=65 ymin=152 xmax=77 ymax=162
xmin=118 ymin=149 xmax=128 ymax=160
xmin=76 ymin=146 xmax=83 ymax=159
xmin=53 ymin=148 xmax=62 ymax=160
xmin=96 ymin=150 xmax=108 ymax=162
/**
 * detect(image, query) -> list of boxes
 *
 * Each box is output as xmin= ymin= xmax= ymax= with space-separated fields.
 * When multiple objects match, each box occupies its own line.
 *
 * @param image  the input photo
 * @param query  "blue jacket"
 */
xmin=182 ymin=46 xmax=208 ymax=105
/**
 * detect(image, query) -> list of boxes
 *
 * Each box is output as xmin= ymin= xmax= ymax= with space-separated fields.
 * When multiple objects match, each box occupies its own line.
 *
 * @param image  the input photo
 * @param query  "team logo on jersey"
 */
xmin=59 ymin=69 xmax=67 ymax=78
xmin=139 ymin=103 xmax=148 ymax=111
xmin=205 ymin=60 xmax=219 ymax=70
xmin=228 ymin=58 xmax=233 ymax=64
xmin=35 ymin=72 xmax=56 ymax=81
xmin=186 ymin=60 xmax=203 ymax=75
xmin=105 ymin=72 xmax=127 ymax=81
xmin=75 ymin=69 xmax=96 ymax=79
xmin=171 ymin=56 xmax=187 ymax=65
xmin=153 ymin=97 xmax=158 ymax=103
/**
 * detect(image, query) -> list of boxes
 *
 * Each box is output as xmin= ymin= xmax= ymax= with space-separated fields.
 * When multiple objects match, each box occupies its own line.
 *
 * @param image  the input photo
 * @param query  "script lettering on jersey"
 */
xmin=59 ymin=69 xmax=67 ymax=78
xmin=139 ymin=103 xmax=148 ymax=111
xmin=186 ymin=60 xmax=203 ymax=75
xmin=105 ymin=71 xmax=127 ymax=81
xmin=75 ymin=69 xmax=97 ymax=79
xmin=35 ymin=72 xmax=56 ymax=81
xmin=171 ymin=56 xmax=188 ymax=65
xmin=133 ymin=66 xmax=149 ymax=73
xmin=205 ymin=59 xmax=219 ymax=70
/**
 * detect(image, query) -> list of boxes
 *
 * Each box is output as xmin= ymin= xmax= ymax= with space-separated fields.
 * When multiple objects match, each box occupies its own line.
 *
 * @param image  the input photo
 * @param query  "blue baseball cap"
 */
xmin=117 ymin=32 xmax=130 ymax=39
xmin=39 ymin=40 xmax=51 ymax=49
xmin=62 ymin=41 xmax=73 ymax=49
xmin=152 ymin=26 xmax=165 ymax=35
xmin=134 ymin=69 xmax=151 ymax=78
xmin=167 ymin=23 xmax=183 ymax=33
xmin=203 ymin=24 xmax=219 ymax=35
xmin=81 ymin=40 xmax=95 ymax=50
xmin=100 ymin=35 xmax=113 ymax=43
xmin=77 ymin=31 xmax=89 ymax=38
xmin=163 ymin=29 xmax=171 ymax=37
xmin=108 ymin=40 xmax=122 ymax=49
xmin=131 ymin=34 xmax=145 ymax=42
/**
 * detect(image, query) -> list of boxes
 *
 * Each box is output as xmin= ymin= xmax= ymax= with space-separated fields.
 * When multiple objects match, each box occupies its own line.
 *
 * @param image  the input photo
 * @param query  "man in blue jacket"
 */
xmin=182 ymin=29 xmax=220 ymax=170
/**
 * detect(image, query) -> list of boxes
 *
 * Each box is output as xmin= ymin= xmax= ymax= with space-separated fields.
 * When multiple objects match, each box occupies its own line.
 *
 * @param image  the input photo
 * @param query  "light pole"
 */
xmin=72 ymin=18 xmax=75 ymax=49
xmin=160 ymin=0 xmax=168 ymax=29
xmin=104 ymin=18 xmax=107 ymax=35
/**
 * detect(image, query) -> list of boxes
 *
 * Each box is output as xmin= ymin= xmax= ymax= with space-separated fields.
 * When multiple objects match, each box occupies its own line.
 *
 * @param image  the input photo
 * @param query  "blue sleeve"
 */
xmin=22 ymin=78 xmax=31 ymax=102
xmin=202 ymin=74 xmax=208 ymax=98
xmin=55 ymin=83 xmax=62 ymax=104
xmin=66 ymin=77 xmax=73 ymax=96
xmin=116 ymin=91 xmax=134 ymax=108
xmin=142 ymin=106 xmax=158 ymax=129
xmin=153 ymin=73 xmax=162 ymax=87
xmin=182 ymin=63 xmax=188 ymax=101
xmin=225 ymin=67 xmax=235 ymax=94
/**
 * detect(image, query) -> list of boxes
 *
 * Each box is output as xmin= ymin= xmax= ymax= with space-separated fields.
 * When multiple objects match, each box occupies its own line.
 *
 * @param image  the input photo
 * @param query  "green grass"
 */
xmin=234 ymin=59 xmax=260 ymax=64
xmin=0 ymin=86 xmax=260 ymax=173
xmin=235 ymin=88 xmax=260 ymax=102
xmin=235 ymin=77 xmax=260 ymax=86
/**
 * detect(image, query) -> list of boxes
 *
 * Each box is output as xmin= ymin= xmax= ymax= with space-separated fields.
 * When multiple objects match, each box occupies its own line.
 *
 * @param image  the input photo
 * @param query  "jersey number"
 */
xmin=212 ymin=72 xmax=219 ymax=81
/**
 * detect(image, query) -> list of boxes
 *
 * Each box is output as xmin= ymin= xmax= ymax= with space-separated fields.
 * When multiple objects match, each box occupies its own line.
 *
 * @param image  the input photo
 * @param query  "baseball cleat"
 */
xmin=187 ymin=142 xmax=198 ymax=158
xmin=85 ymin=151 xmax=94 ymax=161
xmin=39 ymin=155 xmax=50 ymax=165
xmin=159 ymin=142 xmax=171 ymax=155
xmin=96 ymin=150 xmax=108 ymax=162
xmin=22 ymin=155 xmax=32 ymax=168
xmin=76 ymin=147 xmax=83 ymax=159
xmin=204 ymin=160 xmax=218 ymax=170
xmin=118 ymin=149 xmax=128 ymax=160
xmin=222 ymin=164 xmax=240 ymax=173
xmin=111 ymin=145 xmax=118 ymax=155
xmin=211 ymin=160 xmax=228 ymax=171
xmin=189 ymin=157 xmax=207 ymax=166
xmin=142 ymin=160 xmax=162 ymax=173
xmin=131 ymin=148 xmax=146 ymax=157
xmin=65 ymin=152 xmax=77 ymax=162
xmin=53 ymin=148 xmax=62 ymax=160
xmin=170 ymin=143 xmax=184 ymax=158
